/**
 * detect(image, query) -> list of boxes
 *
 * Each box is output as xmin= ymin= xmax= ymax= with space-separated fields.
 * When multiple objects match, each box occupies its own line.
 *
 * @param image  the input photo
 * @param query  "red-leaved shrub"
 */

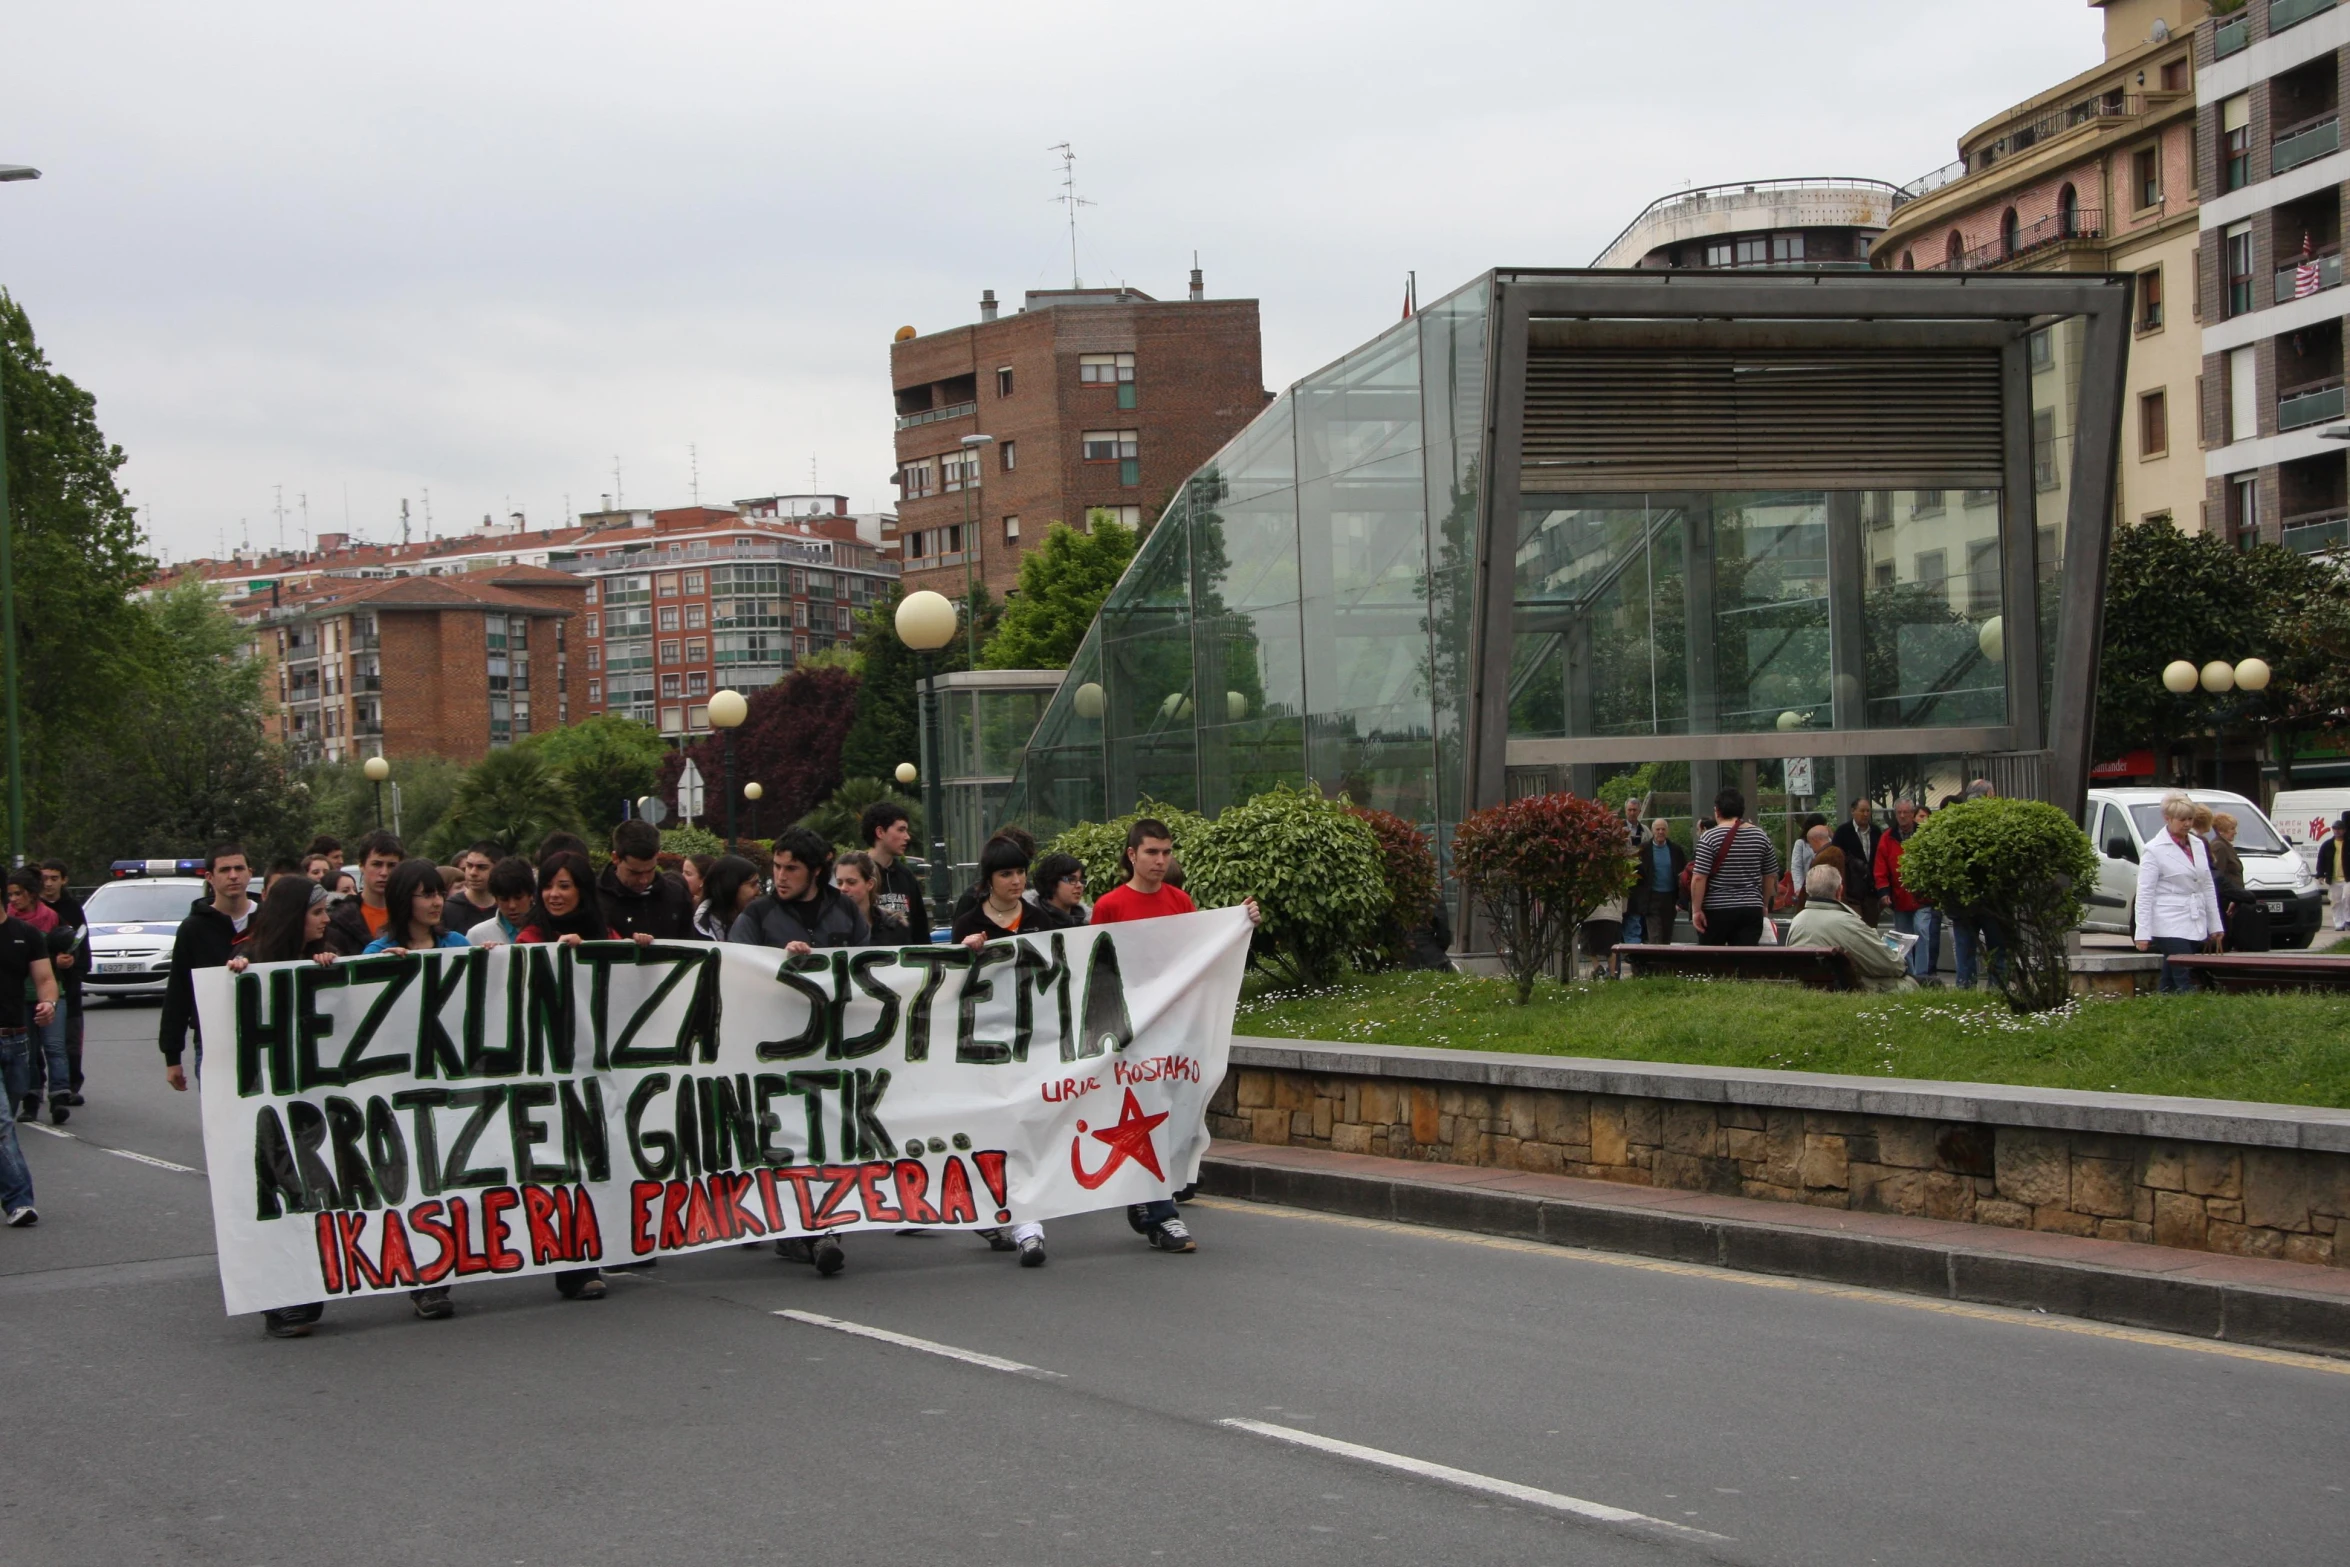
xmin=1452 ymin=792 xmax=1635 ymax=1002
xmin=1345 ymin=804 xmax=1440 ymax=968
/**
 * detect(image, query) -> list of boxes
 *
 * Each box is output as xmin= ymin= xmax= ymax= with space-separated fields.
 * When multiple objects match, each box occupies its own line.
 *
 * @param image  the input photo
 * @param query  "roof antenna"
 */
xmin=1049 ymin=142 xmax=1094 ymax=289
xmin=689 ymin=443 xmax=700 ymax=506
xmin=613 ymin=455 xmax=624 ymax=509
xmin=273 ymin=484 xmax=286 ymax=552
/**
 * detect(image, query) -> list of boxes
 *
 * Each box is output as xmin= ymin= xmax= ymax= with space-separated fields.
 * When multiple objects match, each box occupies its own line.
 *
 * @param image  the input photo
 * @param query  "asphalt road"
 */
xmin=1 ymin=1000 xmax=2344 ymax=1567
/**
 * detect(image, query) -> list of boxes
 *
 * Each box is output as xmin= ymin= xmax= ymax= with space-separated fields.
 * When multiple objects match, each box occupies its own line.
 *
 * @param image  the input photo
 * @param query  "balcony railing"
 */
xmin=895 ymin=400 xmax=977 ymax=431
xmin=2215 ymin=12 xmax=2250 ymax=56
xmin=2274 ymin=115 xmax=2341 ymax=176
xmin=2278 ymin=379 xmax=2346 ymax=431
xmin=1894 ymin=160 xmax=1968 ymax=205
xmin=2275 ymin=251 xmax=2344 ymax=302
xmin=1967 ymin=95 xmax=2142 ymax=175
xmin=2273 ymin=0 xmax=2338 ymax=33
xmin=1928 ymin=208 xmax=2104 ymax=272
xmin=2283 ymin=508 xmax=2350 ymax=554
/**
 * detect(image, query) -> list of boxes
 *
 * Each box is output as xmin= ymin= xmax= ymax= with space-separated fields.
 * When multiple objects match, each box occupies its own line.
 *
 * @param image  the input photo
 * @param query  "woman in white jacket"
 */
xmin=2134 ymin=793 xmax=2225 ymax=993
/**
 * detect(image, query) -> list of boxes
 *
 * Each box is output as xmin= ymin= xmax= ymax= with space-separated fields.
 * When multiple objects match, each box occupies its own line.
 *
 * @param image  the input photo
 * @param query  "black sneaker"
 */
xmin=555 ymin=1270 xmax=606 ymax=1300
xmin=1146 ymin=1217 xmax=1196 ymax=1253
xmin=4 ymin=1206 xmax=34 ymax=1227
xmin=812 ymin=1236 xmax=845 ymax=1276
xmin=774 ymin=1237 xmax=814 ymax=1264
xmin=48 ymin=1102 xmax=67 ymax=1126
xmin=1017 ymin=1235 xmax=1047 ymax=1268
xmin=411 ymin=1287 xmax=454 ymax=1320
xmin=16 ymin=1096 xmax=35 ymax=1121
xmin=978 ymin=1227 xmax=1018 ymax=1253
xmin=262 ymin=1309 xmax=314 ymax=1339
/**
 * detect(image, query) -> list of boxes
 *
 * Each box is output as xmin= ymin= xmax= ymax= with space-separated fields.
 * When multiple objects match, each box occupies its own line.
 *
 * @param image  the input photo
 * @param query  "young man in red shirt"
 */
xmin=1090 ymin=818 xmax=1257 ymax=1253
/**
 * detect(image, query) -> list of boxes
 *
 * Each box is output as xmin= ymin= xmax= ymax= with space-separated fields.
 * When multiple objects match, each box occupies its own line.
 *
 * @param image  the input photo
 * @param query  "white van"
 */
xmin=2264 ymin=789 xmax=2350 ymax=874
xmin=2081 ymin=787 xmax=2325 ymax=947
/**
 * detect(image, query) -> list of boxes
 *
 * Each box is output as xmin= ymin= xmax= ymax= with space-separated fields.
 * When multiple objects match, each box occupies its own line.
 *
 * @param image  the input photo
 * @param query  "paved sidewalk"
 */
xmin=1201 ymin=1139 xmax=2350 ymax=1356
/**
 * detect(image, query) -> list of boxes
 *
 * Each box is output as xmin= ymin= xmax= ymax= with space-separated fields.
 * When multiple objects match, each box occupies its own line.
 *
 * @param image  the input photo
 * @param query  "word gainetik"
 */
xmin=231 ymin=936 xmax=1136 ymax=1229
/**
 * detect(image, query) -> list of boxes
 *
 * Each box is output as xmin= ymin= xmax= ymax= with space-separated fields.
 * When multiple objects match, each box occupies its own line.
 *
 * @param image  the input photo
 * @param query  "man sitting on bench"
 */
xmin=1785 ymin=865 xmax=1916 ymax=994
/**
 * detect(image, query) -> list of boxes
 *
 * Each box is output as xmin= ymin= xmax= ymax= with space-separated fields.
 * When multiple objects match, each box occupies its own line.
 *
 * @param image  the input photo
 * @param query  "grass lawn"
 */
xmin=1233 ymin=970 xmax=2350 ymax=1111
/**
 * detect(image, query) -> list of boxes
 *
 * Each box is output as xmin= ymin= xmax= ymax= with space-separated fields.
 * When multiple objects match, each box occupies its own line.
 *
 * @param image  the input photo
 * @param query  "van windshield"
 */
xmin=2127 ymin=804 xmax=2286 ymax=854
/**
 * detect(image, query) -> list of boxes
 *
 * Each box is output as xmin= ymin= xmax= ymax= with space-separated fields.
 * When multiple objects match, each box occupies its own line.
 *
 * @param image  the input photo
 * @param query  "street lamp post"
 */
xmin=709 ymin=689 xmax=749 ymax=850
xmin=0 ymin=163 xmax=42 ymax=866
xmin=744 ymin=780 xmax=763 ymax=843
xmin=895 ymin=590 xmax=959 ymax=910
xmin=2159 ymin=656 xmax=2272 ymax=784
xmin=363 ymin=754 xmax=390 ymax=829
xmin=958 ymin=433 xmax=994 ymax=667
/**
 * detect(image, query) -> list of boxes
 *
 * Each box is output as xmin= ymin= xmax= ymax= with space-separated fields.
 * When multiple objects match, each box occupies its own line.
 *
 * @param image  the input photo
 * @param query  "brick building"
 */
xmin=888 ymin=273 xmax=1266 ymax=601
xmin=1873 ymin=0 xmax=2208 ymax=538
xmin=252 ymin=565 xmax=589 ymax=766
xmin=2195 ymin=0 xmax=2350 ymax=551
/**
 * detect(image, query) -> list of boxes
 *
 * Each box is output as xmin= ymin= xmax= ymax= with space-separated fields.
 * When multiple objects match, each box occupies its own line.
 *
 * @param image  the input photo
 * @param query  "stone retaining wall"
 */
xmin=1208 ymin=1041 xmax=2350 ymax=1267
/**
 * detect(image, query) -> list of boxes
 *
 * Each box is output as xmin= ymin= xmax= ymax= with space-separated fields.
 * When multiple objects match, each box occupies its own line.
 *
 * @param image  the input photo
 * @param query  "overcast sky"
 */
xmin=0 ymin=1 xmax=2106 ymax=563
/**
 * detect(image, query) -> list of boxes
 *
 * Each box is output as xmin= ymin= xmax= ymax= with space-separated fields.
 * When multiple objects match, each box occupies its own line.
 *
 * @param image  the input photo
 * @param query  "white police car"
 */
xmin=81 ymin=860 xmax=209 ymax=1000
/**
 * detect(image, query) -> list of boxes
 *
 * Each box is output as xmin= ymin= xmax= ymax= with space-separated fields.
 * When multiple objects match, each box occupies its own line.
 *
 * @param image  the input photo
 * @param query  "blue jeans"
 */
xmin=1128 ymin=1200 xmax=1179 ymax=1231
xmin=24 ymin=1000 xmax=69 ymax=1104
xmin=1953 ymin=917 xmax=2007 ymax=991
xmin=2149 ymin=936 xmax=2202 ymax=993
xmin=0 ymin=1032 xmax=38 ymax=1212
xmin=1622 ymin=911 xmax=1643 ymax=944
xmin=1895 ymin=907 xmax=1940 ymax=978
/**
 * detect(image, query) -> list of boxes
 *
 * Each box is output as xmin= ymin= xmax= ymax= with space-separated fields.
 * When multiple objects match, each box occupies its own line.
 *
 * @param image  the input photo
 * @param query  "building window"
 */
xmin=584 ymin=582 xmax=599 ymax=604
xmin=1945 ymin=231 xmax=1964 ymax=269
xmin=1079 ymin=352 xmax=1135 ymax=384
xmin=2131 ymin=147 xmax=2160 ymax=210
xmin=1901 ymin=250 xmax=1914 ymax=270
xmin=1703 ymin=241 xmax=1732 ymax=267
xmin=683 ymin=570 xmax=704 ymax=593
xmin=903 ymin=530 xmax=927 ymax=559
xmin=793 ymin=603 xmax=808 ymax=628
xmin=685 ymin=603 xmax=706 ymax=629
xmin=793 ymin=569 xmax=806 ymax=594
xmin=588 ymin=679 xmax=602 ymax=703
xmin=2228 ymin=344 xmax=2258 ymax=443
xmin=660 ymin=674 xmax=681 ymax=698
xmin=1770 ymin=232 xmax=1804 ymax=262
xmin=659 ymin=640 xmax=680 ymax=664
xmin=900 ymin=459 xmax=937 ymax=498
xmin=585 ymin=613 xmax=600 ymax=637
xmin=687 ymin=671 xmax=709 ymax=697
xmin=658 ymin=606 xmax=679 ymax=631
xmin=685 ymin=637 xmax=706 ymax=661
xmin=657 ymin=573 xmax=679 ymax=597
xmin=2224 ymin=222 xmax=2253 ymax=317
xmin=1004 ymin=515 xmax=1020 ymax=542
xmin=1911 ymin=491 xmax=1945 ymax=517
xmin=1085 ymin=505 xmax=1143 ymax=531
xmin=996 ymin=366 xmax=1014 ymax=397
xmin=942 ymin=450 xmax=981 ymax=491
xmin=1000 ymin=440 xmax=1016 ymax=471
xmin=1082 ymin=429 xmax=1139 ymax=462
xmin=1916 ymin=549 xmax=1949 ymax=593
xmin=794 ymin=634 xmax=809 ymax=654
xmin=1999 ymin=207 xmax=2020 ymax=258
xmin=2028 ymin=328 xmax=2053 ymax=370
xmin=661 ymin=707 xmax=684 ymax=735
xmin=2160 ymin=59 xmax=2187 ymax=93
xmin=2140 ymin=389 xmax=2169 ymax=457
xmin=2137 ymin=267 xmax=2163 ymax=330
xmin=836 ymin=606 xmax=852 ymax=632
xmin=587 ymin=647 xmax=602 ymax=671
xmin=1965 ymin=539 xmax=2001 ymax=616
xmin=2033 ymin=408 xmax=2060 ymax=489
xmin=2222 ymin=95 xmax=2250 ymax=192
xmin=2231 ymin=475 xmax=2261 ymax=546
xmin=1871 ymin=560 xmax=1896 ymax=590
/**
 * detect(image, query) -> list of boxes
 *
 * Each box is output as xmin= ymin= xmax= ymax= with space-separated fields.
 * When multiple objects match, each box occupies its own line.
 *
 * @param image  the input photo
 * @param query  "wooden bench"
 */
xmin=2160 ymin=953 xmax=2350 ymax=993
xmin=1611 ymin=943 xmax=1860 ymax=991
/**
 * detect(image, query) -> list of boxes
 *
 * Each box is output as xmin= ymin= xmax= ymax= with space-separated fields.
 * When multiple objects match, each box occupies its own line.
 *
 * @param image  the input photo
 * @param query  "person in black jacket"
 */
xmin=1625 ymin=817 xmax=1689 ymax=944
xmin=730 ymin=828 xmax=868 ymax=953
xmin=861 ymin=801 xmax=929 ymax=938
xmin=832 ymin=852 xmax=911 ymax=945
xmin=1831 ymin=800 xmax=1888 ymax=928
xmin=158 ymin=844 xmax=257 ymax=1092
xmin=600 ymin=819 xmax=698 ymax=940
xmin=36 ymin=861 xmax=85 ymax=1106
xmin=322 ymin=829 xmax=405 ymax=956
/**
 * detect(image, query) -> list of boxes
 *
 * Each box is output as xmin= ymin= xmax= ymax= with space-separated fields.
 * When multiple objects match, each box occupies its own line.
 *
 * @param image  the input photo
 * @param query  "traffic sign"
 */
xmin=678 ymin=759 xmax=706 ymax=820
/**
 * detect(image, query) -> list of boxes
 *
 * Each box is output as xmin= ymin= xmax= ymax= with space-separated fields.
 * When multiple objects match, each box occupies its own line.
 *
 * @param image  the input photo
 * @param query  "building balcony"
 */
xmin=895 ymin=400 xmax=977 ymax=432
xmin=348 ymin=628 xmax=378 ymax=650
xmin=2275 ymin=251 xmax=2344 ymax=303
xmin=2273 ymin=0 xmax=2339 ymax=34
xmin=2283 ymin=506 xmax=2350 ymax=554
xmin=1928 ymin=208 xmax=2104 ymax=272
xmin=2215 ymin=12 xmax=2250 ymax=57
xmin=2274 ymin=115 xmax=2341 ymax=177
xmin=1967 ymin=96 xmax=2142 ymax=177
xmin=2278 ymin=379 xmax=2346 ymax=431
xmin=353 ymin=673 xmax=382 ymax=694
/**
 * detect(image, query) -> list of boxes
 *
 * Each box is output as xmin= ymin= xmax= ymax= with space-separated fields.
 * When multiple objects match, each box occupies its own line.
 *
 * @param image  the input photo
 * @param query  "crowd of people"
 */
xmin=100 ymin=804 xmax=1245 ymax=1338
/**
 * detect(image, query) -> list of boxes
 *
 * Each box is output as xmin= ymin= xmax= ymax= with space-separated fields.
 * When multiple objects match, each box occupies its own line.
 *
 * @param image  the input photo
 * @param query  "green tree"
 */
xmin=520 ymin=713 xmax=666 ymax=834
xmin=301 ymin=755 xmax=463 ymax=852
xmin=839 ymin=583 xmax=997 ymax=782
xmin=798 ymin=776 xmax=921 ymax=852
xmin=427 ymin=747 xmax=584 ymax=859
xmin=979 ymin=518 xmax=1138 ymax=670
xmin=1045 ymin=801 xmax=1210 ymax=901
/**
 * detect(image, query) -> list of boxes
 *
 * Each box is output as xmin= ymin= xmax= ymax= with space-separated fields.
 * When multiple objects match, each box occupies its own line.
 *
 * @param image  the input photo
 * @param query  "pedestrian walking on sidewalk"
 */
xmin=2136 ymin=792 xmax=2225 ymax=993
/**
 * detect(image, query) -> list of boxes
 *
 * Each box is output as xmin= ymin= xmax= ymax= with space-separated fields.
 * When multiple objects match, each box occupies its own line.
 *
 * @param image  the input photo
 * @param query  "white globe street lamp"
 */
xmin=709 ymin=689 xmax=748 ymax=846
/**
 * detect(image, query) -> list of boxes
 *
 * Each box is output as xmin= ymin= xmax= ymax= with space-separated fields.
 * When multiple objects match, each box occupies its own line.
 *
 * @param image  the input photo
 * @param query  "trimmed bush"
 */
xmin=1896 ymin=797 xmax=2098 ymax=1014
xmin=1453 ymin=792 xmax=1635 ymax=1003
xmin=1346 ymin=804 xmax=1440 ymax=968
xmin=1180 ymin=785 xmax=1388 ymax=988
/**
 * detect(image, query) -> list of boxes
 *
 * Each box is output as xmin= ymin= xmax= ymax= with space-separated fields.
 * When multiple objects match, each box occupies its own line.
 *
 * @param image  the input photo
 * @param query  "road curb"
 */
xmin=1198 ymin=1149 xmax=2350 ymax=1358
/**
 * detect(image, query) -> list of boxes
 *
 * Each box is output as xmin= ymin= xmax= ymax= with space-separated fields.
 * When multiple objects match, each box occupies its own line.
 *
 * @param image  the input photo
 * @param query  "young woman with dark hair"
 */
xmin=227 ymin=877 xmax=339 ymax=971
xmin=833 ymin=851 xmax=910 ymax=945
xmin=361 ymin=860 xmax=470 ymax=954
xmin=693 ymin=854 xmax=765 ymax=941
xmin=514 ymin=852 xmax=624 ymax=946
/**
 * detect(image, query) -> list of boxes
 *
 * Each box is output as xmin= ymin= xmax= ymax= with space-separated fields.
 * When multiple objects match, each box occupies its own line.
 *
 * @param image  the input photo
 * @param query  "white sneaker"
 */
xmin=1147 ymin=1216 xmax=1195 ymax=1253
xmin=6 ymin=1206 xmax=37 ymax=1227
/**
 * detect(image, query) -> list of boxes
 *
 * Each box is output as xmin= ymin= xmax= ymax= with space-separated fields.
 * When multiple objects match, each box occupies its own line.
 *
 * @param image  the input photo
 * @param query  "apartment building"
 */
xmin=2197 ymin=0 xmax=2350 ymax=549
xmin=570 ymin=500 xmax=899 ymax=736
xmin=1873 ymin=0 xmax=2209 ymax=538
xmin=252 ymin=565 xmax=590 ymax=766
xmin=888 ymin=272 xmax=1265 ymax=600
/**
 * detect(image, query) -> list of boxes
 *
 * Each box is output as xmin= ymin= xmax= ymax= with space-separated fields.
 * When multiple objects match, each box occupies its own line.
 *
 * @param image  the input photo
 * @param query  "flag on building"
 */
xmin=2296 ymin=233 xmax=2323 ymax=299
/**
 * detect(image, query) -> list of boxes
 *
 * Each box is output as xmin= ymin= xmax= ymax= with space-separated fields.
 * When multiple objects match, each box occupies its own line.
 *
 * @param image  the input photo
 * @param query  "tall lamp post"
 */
xmin=744 ymin=780 xmax=763 ymax=843
xmin=895 ymin=589 xmax=958 ymax=909
xmin=957 ymin=432 xmax=994 ymax=667
xmin=708 ymin=688 xmax=748 ymax=849
xmin=363 ymin=754 xmax=390 ymax=829
xmin=2159 ymin=656 xmax=2272 ymax=785
xmin=0 ymin=163 xmax=42 ymax=866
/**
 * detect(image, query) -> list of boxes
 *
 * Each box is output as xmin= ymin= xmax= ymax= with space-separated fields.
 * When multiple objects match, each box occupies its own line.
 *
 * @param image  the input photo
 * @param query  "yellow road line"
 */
xmin=1189 ymin=1196 xmax=2350 ymax=1378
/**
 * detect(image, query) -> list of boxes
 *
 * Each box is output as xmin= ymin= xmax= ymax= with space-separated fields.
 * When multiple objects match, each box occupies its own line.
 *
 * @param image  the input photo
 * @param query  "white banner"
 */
xmin=195 ymin=908 xmax=1251 ymax=1314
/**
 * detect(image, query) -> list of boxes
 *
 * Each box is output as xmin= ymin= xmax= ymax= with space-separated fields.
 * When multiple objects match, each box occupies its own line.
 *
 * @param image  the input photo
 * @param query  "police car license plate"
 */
xmin=2266 ymin=902 xmax=2286 ymax=915
xmin=93 ymin=962 xmax=135 ymax=975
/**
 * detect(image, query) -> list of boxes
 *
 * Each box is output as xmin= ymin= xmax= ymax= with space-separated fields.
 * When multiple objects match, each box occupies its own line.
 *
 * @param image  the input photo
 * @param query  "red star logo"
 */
xmin=1070 ymin=1088 xmax=1170 ymax=1189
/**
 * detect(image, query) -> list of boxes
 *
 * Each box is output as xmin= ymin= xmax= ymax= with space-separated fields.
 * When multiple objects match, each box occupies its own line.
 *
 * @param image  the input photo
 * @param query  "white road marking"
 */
xmin=19 ymin=1121 xmax=202 ymax=1175
xmin=775 ymin=1309 xmax=1063 ymax=1379
xmin=1218 ymin=1418 xmax=1728 ymax=1542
